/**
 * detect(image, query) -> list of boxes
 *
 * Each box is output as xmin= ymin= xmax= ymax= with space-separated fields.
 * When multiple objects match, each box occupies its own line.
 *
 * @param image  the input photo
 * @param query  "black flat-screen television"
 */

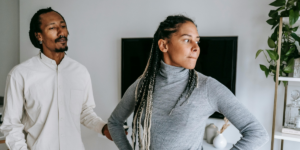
xmin=121 ymin=37 xmax=238 ymax=119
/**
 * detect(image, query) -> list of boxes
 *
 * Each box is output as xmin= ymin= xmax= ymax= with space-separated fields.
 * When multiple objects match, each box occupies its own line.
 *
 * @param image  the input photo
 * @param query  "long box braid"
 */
xmin=131 ymin=15 xmax=199 ymax=150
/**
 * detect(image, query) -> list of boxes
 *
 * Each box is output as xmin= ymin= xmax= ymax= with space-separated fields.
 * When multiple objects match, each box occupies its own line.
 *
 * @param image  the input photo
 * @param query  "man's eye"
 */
xmin=49 ymin=27 xmax=54 ymax=30
xmin=184 ymin=39 xmax=190 ymax=42
xmin=62 ymin=26 xmax=66 ymax=28
xmin=196 ymin=41 xmax=200 ymax=44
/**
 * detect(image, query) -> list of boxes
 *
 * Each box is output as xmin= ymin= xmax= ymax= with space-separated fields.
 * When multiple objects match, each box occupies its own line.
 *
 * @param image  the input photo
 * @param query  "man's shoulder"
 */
xmin=8 ymin=55 xmax=40 ymax=77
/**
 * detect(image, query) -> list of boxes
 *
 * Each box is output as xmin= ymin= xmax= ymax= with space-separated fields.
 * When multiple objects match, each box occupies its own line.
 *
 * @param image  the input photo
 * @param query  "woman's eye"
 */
xmin=49 ymin=27 xmax=54 ymax=30
xmin=62 ymin=26 xmax=66 ymax=28
xmin=196 ymin=41 xmax=200 ymax=44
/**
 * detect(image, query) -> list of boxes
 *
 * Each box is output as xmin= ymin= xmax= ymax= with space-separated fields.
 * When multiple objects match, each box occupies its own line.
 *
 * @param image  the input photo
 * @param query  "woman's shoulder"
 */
xmin=195 ymin=71 xmax=223 ymax=87
xmin=195 ymin=71 xmax=209 ymax=86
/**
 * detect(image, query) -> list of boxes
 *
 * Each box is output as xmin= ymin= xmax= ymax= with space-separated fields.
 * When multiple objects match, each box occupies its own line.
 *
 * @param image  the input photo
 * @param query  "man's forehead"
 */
xmin=40 ymin=11 xmax=64 ymax=25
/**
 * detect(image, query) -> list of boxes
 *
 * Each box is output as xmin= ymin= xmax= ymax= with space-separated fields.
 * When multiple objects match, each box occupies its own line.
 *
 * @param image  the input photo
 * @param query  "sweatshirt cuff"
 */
xmin=97 ymin=119 xmax=107 ymax=135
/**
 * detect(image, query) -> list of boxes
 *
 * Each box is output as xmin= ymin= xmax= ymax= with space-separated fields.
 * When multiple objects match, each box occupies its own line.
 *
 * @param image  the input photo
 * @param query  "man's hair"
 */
xmin=29 ymin=7 xmax=66 ymax=50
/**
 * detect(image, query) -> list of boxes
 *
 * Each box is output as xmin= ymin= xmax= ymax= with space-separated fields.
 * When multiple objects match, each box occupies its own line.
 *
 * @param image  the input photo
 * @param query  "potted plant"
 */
xmin=256 ymin=0 xmax=300 ymax=86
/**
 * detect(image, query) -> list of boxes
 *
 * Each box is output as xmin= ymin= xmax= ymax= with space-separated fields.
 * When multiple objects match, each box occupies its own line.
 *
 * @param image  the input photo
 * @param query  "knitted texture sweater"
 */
xmin=108 ymin=61 xmax=269 ymax=150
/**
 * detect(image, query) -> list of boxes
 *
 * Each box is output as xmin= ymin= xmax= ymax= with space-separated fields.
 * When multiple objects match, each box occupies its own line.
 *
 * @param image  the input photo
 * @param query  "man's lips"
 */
xmin=58 ymin=38 xmax=66 ymax=43
xmin=55 ymin=37 xmax=68 ymax=43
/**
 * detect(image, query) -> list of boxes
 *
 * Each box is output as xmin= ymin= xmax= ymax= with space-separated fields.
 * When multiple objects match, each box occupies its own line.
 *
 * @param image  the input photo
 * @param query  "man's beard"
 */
xmin=55 ymin=46 xmax=68 ymax=52
xmin=54 ymin=36 xmax=68 ymax=52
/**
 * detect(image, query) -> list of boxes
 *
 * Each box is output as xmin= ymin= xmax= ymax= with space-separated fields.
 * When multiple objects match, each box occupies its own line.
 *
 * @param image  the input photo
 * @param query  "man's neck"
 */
xmin=43 ymin=50 xmax=65 ymax=65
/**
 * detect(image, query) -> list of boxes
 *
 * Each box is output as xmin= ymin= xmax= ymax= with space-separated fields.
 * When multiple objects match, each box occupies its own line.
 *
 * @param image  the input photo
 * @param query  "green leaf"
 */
xmin=276 ymin=6 xmax=286 ymax=11
xmin=267 ymin=50 xmax=279 ymax=60
xmin=284 ymin=24 xmax=290 ymax=31
xmin=287 ymin=0 xmax=295 ymax=8
xmin=269 ymin=10 xmax=279 ymax=18
xmin=267 ymin=19 xmax=278 ymax=25
xmin=293 ymin=26 xmax=299 ymax=32
xmin=269 ymin=10 xmax=276 ymax=17
xmin=271 ymin=32 xmax=277 ymax=41
xmin=270 ymin=65 xmax=276 ymax=73
xmin=284 ymin=66 xmax=293 ymax=73
xmin=270 ymin=0 xmax=286 ymax=6
xmin=283 ymin=81 xmax=288 ymax=86
xmin=271 ymin=26 xmax=279 ymax=41
xmin=283 ymin=58 xmax=295 ymax=73
xmin=291 ymin=33 xmax=300 ymax=41
xmin=268 ymin=37 xmax=276 ymax=48
xmin=287 ymin=57 xmax=295 ymax=66
xmin=277 ymin=6 xmax=286 ymax=11
xmin=260 ymin=64 xmax=268 ymax=71
xmin=265 ymin=69 xmax=270 ymax=77
xmin=256 ymin=49 xmax=264 ymax=58
xmin=289 ymin=8 xmax=300 ymax=25
xmin=272 ymin=24 xmax=278 ymax=29
xmin=286 ymin=47 xmax=296 ymax=56
xmin=281 ymin=10 xmax=290 ymax=17
xmin=281 ymin=55 xmax=289 ymax=61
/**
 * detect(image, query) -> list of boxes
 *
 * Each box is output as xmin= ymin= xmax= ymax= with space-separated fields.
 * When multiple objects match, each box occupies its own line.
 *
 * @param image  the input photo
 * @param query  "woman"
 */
xmin=108 ymin=15 xmax=269 ymax=150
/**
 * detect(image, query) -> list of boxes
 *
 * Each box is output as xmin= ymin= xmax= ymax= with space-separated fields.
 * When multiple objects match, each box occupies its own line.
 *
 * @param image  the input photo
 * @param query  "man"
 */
xmin=0 ymin=7 xmax=111 ymax=150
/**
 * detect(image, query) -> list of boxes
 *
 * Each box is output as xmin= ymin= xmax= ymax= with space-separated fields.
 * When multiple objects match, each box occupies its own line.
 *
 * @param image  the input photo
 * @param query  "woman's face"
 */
xmin=159 ymin=21 xmax=200 ymax=69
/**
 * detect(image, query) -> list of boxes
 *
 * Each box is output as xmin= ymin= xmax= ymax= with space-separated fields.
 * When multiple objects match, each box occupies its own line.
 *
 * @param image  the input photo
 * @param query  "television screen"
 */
xmin=121 ymin=37 xmax=238 ymax=119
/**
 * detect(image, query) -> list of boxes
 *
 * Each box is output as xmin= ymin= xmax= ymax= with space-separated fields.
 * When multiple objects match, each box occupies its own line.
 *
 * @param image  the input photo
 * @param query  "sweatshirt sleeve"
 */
xmin=206 ymin=77 xmax=269 ymax=150
xmin=80 ymin=72 xmax=106 ymax=134
xmin=108 ymin=79 xmax=140 ymax=150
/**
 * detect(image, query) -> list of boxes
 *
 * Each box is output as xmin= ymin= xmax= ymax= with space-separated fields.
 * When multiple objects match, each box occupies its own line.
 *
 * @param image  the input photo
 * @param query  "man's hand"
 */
xmin=102 ymin=124 xmax=128 ymax=141
xmin=102 ymin=124 xmax=113 ymax=141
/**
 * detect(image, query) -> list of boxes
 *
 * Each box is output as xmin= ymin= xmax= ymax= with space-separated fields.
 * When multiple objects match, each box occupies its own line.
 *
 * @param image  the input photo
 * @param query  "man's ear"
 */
xmin=158 ymin=39 xmax=168 ymax=53
xmin=35 ymin=32 xmax=43 ymax=42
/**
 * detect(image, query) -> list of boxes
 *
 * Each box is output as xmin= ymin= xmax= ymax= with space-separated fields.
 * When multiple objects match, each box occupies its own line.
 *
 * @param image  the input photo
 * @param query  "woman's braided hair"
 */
xmin=131 ymin=15 xmax=198 ymax=150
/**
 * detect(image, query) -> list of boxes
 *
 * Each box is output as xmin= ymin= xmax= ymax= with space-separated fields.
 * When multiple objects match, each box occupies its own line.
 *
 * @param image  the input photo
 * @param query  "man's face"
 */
xmin=36 ymin=11 xmax=68 ymax=52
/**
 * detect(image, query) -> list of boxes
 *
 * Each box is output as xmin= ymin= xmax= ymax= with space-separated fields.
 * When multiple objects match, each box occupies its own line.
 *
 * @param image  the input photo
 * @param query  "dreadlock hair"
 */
xmin=131 ymin=15 xmax=199 ymax=150
xmin=29 ymin=7 xmax=67 ymax=52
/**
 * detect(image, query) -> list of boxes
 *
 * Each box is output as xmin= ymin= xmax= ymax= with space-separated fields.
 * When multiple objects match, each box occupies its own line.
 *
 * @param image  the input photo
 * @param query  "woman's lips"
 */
xmin=188 ymin=57 xmax=197 ymax=59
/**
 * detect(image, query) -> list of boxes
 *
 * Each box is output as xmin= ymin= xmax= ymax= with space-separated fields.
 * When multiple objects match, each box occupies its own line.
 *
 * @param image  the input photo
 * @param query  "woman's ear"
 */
xmin=158 ymin=39 xmax=168 ymax=53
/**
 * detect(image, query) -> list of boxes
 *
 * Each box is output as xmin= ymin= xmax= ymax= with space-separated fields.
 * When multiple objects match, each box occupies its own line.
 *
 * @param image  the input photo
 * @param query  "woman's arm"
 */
xmin=108 ymin=79 xmax=140 ymax=150
xmin=206 ymin=77 xmax=269 ymax=150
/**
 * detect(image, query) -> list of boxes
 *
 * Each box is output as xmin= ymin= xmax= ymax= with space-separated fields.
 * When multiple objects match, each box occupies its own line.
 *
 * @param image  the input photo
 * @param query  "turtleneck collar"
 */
xmin=159 ymin=60 xmax=189 ymax=80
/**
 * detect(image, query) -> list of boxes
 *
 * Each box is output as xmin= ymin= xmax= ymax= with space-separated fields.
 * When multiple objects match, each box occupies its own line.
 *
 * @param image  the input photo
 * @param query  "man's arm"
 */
xmin=0 ymin=74 xmax=28 ymax=150
xmin=80 ymin=72 xmax=108 ymax=138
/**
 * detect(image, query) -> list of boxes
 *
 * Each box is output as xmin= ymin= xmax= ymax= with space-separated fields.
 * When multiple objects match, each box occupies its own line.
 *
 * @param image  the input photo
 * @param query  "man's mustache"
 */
xmin=55 ymin=36 xmax=68 ymax=43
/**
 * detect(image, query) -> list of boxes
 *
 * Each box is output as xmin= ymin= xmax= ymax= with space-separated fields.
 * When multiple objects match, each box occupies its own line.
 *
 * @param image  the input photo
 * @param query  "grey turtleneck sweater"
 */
xmin=108 ymin=61 xmax=269 ymax=150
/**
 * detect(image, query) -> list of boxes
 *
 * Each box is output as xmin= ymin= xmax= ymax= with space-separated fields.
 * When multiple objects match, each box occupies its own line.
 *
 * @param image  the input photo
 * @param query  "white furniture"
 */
xmin=272 ymin=77 xmax=300 ymax=149
xmin=271 ymin=16 xmax=300 ymax=150
xmin=202 ymin=140 xmax=233 ymax=150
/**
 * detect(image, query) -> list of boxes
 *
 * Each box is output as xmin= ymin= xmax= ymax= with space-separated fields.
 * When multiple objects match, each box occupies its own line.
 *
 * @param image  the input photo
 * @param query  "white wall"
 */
xmin=0 ymin=0 xmax=19 ymax=150
xmin=18 ymin=0 xmax=297 ymax=150
xmin=0 ymin=0 xmax=19 ymax=97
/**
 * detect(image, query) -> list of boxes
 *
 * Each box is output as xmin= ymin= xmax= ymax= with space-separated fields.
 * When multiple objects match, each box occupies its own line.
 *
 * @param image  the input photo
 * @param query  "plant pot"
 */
xmin=213 ymin=133 xmax=227 ymax=149
xmin=205 ymin=123 xmax=218 ymax=144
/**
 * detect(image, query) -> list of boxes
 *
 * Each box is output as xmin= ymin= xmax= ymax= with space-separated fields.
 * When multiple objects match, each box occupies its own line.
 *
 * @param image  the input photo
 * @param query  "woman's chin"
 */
xmin=182 ymin=64 xmax=196 ymax=70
